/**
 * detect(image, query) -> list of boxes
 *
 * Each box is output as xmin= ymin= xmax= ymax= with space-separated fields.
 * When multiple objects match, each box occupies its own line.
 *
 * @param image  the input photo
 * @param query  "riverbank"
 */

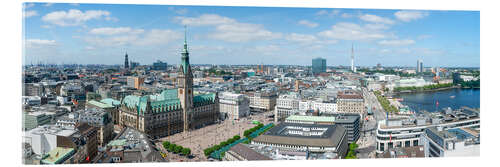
xmin=394 ymin=86 xmax=479 ymax=94
xmin=394 ymin=86 xmax=460 ymax=94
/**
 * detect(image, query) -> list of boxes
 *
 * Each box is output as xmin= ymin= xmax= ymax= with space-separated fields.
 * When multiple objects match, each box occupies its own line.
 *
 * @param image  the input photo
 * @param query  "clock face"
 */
xmin=188 ymin=89 xmax=191 ymax=94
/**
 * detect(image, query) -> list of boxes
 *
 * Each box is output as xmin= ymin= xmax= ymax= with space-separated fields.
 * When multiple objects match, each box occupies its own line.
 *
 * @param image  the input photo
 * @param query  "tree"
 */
xmin=163 ymin=141 xmax=170 ymax=149
xmin=168 ymin=144 xmax=176 ymax=152
xmin=233 ymin=135 xmax=241 ymax=140
xmin=182 ymin=148 xmax=191 ymax=156
xmin=214 ymin=144 xmax=221 ymax=151
xmin=175 ymin=145 xmax=183 ymax=154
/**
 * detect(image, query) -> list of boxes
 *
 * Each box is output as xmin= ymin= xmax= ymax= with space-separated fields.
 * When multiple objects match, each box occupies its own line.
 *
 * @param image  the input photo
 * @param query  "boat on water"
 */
xmin=450 ymin=95 xmax=456 ymax=98
xmin=396 ymin=98 xmax=404 ymax=102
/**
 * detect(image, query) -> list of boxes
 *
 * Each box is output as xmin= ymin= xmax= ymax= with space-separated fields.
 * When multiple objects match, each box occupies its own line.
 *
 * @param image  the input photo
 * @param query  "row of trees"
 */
xmin=244 ymin=123 xmax=264 ymax=138
xmin=344 ymin=143 xmax=358 ymax=159
xmin=374 ymin=91 xmax=398 ymax=113
xmin=394 ymin=83 xmax=454 ymax=92
xmin=162 ymin=141 xmax=191 ymax=156
xmin=459 ymin=79 xmax=480 ymax=88
xmin=203 ymin=134 xmax=241 ymax=157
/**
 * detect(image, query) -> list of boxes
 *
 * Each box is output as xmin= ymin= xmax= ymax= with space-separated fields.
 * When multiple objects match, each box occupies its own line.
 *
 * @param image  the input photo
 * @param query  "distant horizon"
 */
xmin=24 ymin=3 xmax=479 ymax=67
xmin=22 ymin=63 xmax=480 ymax=69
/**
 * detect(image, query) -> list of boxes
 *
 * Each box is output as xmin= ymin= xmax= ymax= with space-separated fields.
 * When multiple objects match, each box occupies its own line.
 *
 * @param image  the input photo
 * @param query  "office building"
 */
xmin=76 ymin=108 xmax=113 ymax=147
xmin=312 ymin=57 xmax=326 ymax=75
xmin=152 ymin=60 xmax=168 ymax=71
xmin=285 ymin=113 xmax=360 ymax=143
xmin=251 ymin=122 xmax=348 ymax=158
xmin=130 ymin=61 xmax=140 ymax=69
xmin=417 ymin=60 xmax=423 ymax=73
xmin=219 ymin=92 xmax=250 ymax=120
xmin=127 ymin=76 xmax=145 ymax=89
xmin=247 ymin=91 xmax=277 ymax=113
xmin=336 ymin=90 xmax=365 ymax=117
xmin=375 ymin=108 xmax=480 ymax=153
xmin=274 ymin=93 xmax=300 ymax=122
xmin=420 ymin=127 xmax=480 ymax=157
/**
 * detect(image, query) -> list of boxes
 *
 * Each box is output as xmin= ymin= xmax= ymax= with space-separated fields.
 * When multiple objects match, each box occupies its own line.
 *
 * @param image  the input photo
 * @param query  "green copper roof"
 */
xmin=285 ymin=115 xmax=336 ymax=123
xmin=122 ymin=89 xmax=181 ymax=115
xmin=107 ymin=139 xmax=127 ymax=147
xmin=193 ymin=93 xmax=216 ymax=106
xmin=100 ymin=98 xmax=121 ymax=106
xmin=181 ymin=26 xmax=190 ymax=74
xmin=88 ymin=100 xmax=114 ymax=109
xmin=41 ymin=147 xmax=75 ymax=164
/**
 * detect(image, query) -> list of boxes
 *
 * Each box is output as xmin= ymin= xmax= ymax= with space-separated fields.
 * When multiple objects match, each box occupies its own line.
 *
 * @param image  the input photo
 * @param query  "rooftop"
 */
xmin=285 ymin=115 xmax=336 ymax=123
xmin=88 ymin=100 xmax=114 ymax=109
xmin=41 ymin=147 xmax=75 ymax=164
xmin=227 ymin=143 xmax=272 ymax=161
xmin=253 ymin=122 xmax=346 ymax=147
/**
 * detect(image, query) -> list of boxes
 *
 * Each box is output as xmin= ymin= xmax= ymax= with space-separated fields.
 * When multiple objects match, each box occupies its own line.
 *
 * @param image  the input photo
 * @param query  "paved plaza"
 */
xmin=155 ymin=111 xmax=273 ymax=162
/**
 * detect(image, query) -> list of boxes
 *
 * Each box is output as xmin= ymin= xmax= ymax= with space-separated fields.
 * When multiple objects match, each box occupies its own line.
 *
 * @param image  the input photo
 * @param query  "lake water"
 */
xmin=393 ymin=88 xmax=480 ymax=112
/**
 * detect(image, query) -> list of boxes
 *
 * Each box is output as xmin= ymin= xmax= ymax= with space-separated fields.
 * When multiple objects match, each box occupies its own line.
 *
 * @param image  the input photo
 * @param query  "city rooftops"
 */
xmin=337 ymin=90 xmax=363 ymax=99
xmin=285 ymin=115 xmax=336 ymax=123
xmin=227 ymin=143 xmax=272 ymax=161
xmin=88 ymin=100 xmax=114 ymax=109
xmin=253 ymin=122 xmax=346 ymax=147
xmin=40 ymin=147 xmax=75 ymax=164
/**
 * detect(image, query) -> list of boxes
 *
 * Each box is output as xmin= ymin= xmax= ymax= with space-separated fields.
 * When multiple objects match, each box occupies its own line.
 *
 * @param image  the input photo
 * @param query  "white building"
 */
xmin=219 ymin=92 xmax=250 ymax=120
xmin=460 ymin=75 xmax=478 ymax=82
xmin=23 ymin=125 xmax=77 ymax=156
xmin=298 ymin=100 xmax=337 ymax=114
xmin=376 ymin=109 xmax=480 ymax=153
xmin=275 ymin=93 xmax=300 ymax=122
xmin=420 ymin=127 xmax=480 ymax=157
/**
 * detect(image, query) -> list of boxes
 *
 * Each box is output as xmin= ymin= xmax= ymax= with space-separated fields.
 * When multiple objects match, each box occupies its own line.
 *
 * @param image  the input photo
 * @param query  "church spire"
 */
xmin=181 ymin=25 xmax=190 ymax=74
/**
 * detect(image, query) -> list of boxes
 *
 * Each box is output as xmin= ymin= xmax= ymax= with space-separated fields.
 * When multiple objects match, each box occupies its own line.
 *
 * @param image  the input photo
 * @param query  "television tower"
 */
xmin=351 ymin=43 xmax=355 ymax=72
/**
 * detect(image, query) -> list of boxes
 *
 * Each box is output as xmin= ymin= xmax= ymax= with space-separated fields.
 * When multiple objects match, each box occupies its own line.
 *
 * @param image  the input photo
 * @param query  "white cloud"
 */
xmin=378 ymin=39 xmax=415 ymax=46
xmin=89 ymin=27 xmax=144 ymax=35
xmin=318 ymin=22 xmax=393 ymax=41
xmin=394 ymin=11 xmax=429 ymax=22
xmin=70 ymin=3 xmax=80 ymax=6
xmin=175 ymin=14 xmax=234 ymax=26
xmin=24 ymin=10 xmax=38 ymax=18
xmin=316 ymin=9 xmax=340 ymax=17
xmin=84 ymin=28 xmax=181 ymax=47
xmin=359 ymin=14 xmax=395 ymax=24
xmin=42 ymin=9 xmax=113 ymax=26
xmin=41 ymin=25 xmax=52 ymax=29
xmin=341 ymin=13 xmax=354 ymax=18
xmin=44 ymin=3 xmax=53 ymax=7
xmin=286 ymin=33 xmax=318 ymax=43
xmin=24 ymin=3 xmax=35 ymax=9
xmin=175 ymin=14 xmax=281 ymax=42
xmin=298 ymin=20 xmax=318 ymax=28
xmin=134 ymin=29 xmax=182 ymax=46
xmin=168 ymin=7 xmax=188 ymax=15
xmin=25 ymin=39 xmax=56 ymax=48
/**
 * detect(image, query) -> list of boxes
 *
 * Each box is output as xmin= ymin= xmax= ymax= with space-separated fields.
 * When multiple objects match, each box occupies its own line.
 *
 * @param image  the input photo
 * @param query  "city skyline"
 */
xmin=23 ymin=3 xmax=479 ymax=67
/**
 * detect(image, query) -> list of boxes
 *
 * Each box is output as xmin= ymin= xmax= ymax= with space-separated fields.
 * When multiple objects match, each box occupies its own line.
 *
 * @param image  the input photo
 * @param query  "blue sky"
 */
xmin=23 ymin=3 xmax=479 ymax=67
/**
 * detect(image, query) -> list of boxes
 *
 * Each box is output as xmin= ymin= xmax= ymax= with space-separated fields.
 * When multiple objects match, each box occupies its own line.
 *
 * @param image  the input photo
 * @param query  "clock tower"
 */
xmin=178 ymin=26 xmax=194 ymax=132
